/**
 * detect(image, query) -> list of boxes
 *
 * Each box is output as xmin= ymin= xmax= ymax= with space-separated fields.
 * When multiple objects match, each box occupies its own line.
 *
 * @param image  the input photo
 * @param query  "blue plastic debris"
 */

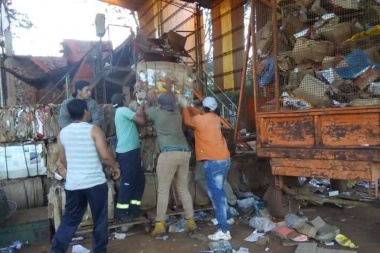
xmin=258 ymin=57 xmax=275 ymax=87
xmin=335 ymin=49 xmax=380 ymax=79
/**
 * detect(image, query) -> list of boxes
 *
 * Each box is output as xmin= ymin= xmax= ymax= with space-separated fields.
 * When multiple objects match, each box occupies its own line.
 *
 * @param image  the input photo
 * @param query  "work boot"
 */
xmin=186 ymin=217 xmax=197 ymax=232
xmin=151 ymin=221 xmax=166 ymax=236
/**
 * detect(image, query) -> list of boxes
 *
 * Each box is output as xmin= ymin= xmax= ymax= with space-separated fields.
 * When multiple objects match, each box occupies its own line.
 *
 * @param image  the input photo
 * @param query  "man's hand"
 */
xmin=147 ymin=89 xmax=157 ymax=103
xmin=177 ymin=95 xmax=189 ymax=107
xmin=111 ymin=166 xmax=121 ymax=180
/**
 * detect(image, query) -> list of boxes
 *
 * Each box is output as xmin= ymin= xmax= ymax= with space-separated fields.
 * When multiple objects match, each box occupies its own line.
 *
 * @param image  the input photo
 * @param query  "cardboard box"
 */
xmin=311 ymin=0 xmax=327 ymax=15
xmin=0 ymin=142 xmax=47 ymax=180
xmin=292 ymin=38 xmax=335 ymax=64
xmin=331 ymin=0 xmax=359 ymax=10
xmin=278 ymin=51 xmax=294 ymax=71
xmin=48 ymin=180 xmax=116 ymax=231
xmin=256 ymin=21 xmax=273 ymax=57
xmin=354 ymin=68 xmax=379 ymax=90
xmin=293 ymin=74 xmax=331 ymax=107
xmin=1 ymin=177 xmax=44 ymax=209
xmin=321 ymin=56 xmax=345 ymax=69
xmin=316 ymin=68 xmax=344 ymax=88
xmin=46 ymin=142 xmax=59 ymax=178
xmin=318 ymin=22 xmax=354 ymax=45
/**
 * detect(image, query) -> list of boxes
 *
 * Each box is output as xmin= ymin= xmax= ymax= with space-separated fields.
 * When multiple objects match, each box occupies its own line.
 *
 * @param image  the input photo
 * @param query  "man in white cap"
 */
xmin=144 ymin=78 xmax=197 ymax=236
xmin=182 ymin=96 xmax=233 ymax=241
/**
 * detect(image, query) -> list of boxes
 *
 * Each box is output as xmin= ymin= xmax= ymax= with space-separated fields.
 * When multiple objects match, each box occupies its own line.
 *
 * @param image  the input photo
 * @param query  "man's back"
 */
xmin=114 ymin=107 xmax=140 ymax=153
xmin=147 ymin=107 xmax=188 ymax=149
xmin=60 ymin=122 xmax=105 ymax=190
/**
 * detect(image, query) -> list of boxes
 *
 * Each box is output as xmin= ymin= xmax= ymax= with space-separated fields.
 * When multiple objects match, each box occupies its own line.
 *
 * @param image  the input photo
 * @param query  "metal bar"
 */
xmin=53 ymin=90 xmax=66 ymax=104
xmin=65 ymin=75 xmax=70 ymax=99
xmin=272 ymin=0 xmax=280 ymax=111
xmin=258 ymin=0 xmax=274 ymax=9
xmin=234 ymin=21 xmax=252 ymax=144
xmin=251 ymin=0 xmax=259 ymax=114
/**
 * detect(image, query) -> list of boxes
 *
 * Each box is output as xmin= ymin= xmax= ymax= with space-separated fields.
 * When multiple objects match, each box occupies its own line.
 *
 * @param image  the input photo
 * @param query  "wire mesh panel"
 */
xmin=252 ymin=0 xmax=380 ymax=112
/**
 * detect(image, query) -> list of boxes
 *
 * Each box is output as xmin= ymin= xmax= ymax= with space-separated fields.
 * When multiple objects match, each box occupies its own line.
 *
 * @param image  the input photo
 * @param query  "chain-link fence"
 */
xmin=253 ymin=0 xmax=380 ymax=112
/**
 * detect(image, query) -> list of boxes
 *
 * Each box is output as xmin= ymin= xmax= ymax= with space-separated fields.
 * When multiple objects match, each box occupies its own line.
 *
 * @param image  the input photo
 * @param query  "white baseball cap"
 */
xmin=202 ymin=97 xmax=218 ymax=111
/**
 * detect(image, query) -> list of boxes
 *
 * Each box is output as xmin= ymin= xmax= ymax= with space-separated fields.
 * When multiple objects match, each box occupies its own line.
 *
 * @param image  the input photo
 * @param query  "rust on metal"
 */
xmin=260 ymin=116 xmax=315 ymax=146
xmin=271 ymin=158 xmax=380 ymax=197
xmin=258 ymin=148 xmax=380 ymax=162
xmin=320 ymin=113 xmax=380 ymax=147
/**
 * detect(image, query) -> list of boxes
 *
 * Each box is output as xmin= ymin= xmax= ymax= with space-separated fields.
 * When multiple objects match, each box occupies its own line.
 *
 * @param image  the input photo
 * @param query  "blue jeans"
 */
xmin=204 ymin=158 xmax=233 ymax=231
xmin=51 ymin=183 xmax=108 ymax=253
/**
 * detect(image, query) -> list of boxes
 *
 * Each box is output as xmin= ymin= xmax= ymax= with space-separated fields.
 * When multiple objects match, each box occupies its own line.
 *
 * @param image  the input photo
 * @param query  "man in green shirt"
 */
xmin=111 ymin=93 xmax=146 ymax=222
xmin=144 ymin=79 xmax=196 ymax=236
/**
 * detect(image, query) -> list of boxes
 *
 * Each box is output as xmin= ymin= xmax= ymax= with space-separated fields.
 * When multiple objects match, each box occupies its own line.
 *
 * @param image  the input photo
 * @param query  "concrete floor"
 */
xmin=18 ymin=204 xmax=380 ymax=253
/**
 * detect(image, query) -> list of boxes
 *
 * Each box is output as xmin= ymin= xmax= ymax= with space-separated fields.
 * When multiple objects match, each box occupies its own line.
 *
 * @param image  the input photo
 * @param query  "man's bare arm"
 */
xmin=91 ymin=125 xmax=120 ymax=179
xmin=57 ymin=135 xmax=67 ymax=169
xmin=132 ymin=107 xmax=146 ymax=125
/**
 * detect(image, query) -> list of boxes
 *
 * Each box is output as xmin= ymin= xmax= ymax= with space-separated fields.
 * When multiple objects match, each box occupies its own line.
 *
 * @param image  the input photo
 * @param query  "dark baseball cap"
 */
xmin=111 ymin=93 xmax=124 ymax=108
xmin=158 ymin=93 xmax=174 ymax=111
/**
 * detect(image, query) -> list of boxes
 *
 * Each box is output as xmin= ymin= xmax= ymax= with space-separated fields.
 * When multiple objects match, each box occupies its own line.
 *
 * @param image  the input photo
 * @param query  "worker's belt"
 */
xmin=161 ymin=147 xmax=190 ymax=153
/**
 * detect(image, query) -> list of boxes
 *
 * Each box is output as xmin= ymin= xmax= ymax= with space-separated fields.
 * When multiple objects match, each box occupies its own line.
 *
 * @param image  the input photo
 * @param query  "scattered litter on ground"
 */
xmin=208 ymin=241 xmax=233 ymax=253
xmin=168 ymin=218 xmax=186 ymax=233
xmin=335 ymin=234 xmax=358 ymax=249
xmin=155 ymin=235 xmax=169 ymax=240
xmin=110 ymin=232 xmax=126 ymax=240
xmin=71 ymin=244 xmax=90 ymax=253
xmin=235 ymin=247 xmax=249 ymax=253
xmin=244 ymin=229 xmax=266 ymax=242
xmin=249 ymin=216 xmax=276 ymax=232
xmin=275 ymin=226 xmax=308 ymax=242
xmin=0 ymin=241 xmax=27 ymax=252
xmin=256 ymin=235 xmax=270 ymax=245
xmin=294 ymin=242 xmax=317 ymax=253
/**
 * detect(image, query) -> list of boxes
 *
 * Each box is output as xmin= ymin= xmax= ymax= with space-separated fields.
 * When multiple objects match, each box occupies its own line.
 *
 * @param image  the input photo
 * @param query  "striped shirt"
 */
xmin=60 ymin=122 xmax=106 ymax=190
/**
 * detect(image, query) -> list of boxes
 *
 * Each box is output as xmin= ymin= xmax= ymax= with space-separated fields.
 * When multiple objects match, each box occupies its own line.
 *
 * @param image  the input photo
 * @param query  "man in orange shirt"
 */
xmin=182 ymin=96 xmax=233 ymax=241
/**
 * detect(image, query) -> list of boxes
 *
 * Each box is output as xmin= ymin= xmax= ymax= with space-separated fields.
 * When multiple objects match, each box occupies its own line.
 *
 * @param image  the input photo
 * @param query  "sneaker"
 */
xmin=208 ymin=229 xmax=232 ymax=241
xmin=211 ymin=218 xmax=235 ymax=225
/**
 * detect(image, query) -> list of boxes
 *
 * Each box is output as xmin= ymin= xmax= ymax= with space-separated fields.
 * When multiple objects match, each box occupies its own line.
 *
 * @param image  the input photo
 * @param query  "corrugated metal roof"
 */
xmin=99 ymin=0 xmax=217 ymax=10
xmin=99 ymin=0 xmax=144 ymax=11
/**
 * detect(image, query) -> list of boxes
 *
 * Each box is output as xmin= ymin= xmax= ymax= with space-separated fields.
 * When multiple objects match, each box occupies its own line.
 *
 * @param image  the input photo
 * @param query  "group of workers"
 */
xmin=51 ymin=78 xmax=237 ymax=253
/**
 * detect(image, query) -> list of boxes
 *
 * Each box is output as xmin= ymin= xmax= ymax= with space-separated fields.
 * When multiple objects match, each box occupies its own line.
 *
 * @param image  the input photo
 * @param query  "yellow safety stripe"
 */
xmin=130 ymin=200 xmax=141 ymax=205
xmin=116 ymin=203 xmax=129 ymax=209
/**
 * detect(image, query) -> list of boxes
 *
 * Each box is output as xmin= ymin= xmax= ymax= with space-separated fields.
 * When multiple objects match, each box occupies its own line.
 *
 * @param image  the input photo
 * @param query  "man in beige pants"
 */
xmin=144 ymin=80 xmax=196 ymax=236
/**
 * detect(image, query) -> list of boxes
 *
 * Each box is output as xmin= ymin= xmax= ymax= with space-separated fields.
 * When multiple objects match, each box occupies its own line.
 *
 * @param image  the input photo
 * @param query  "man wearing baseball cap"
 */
xmin=144 ymin=78 xmax=196 ymax=236
xmin=59 ymin=80 xmax=102 ymax=129
xmin=182 ymin=96 xmax=233 ymax=241
xmin=111 ymin=93 xmax=146 ymax=222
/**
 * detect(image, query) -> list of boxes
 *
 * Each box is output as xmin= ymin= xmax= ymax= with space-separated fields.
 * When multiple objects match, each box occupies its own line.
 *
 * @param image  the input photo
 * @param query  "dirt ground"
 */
xmin=18 ymin=204 xmax=380 ymax=253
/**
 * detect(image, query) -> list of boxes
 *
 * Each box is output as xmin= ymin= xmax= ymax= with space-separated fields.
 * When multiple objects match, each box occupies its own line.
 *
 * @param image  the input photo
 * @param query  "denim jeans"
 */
xmin=51 ymin=183 xmax=108 ymax=253
xmin=204 ymin=158 xmax=233 ymax=231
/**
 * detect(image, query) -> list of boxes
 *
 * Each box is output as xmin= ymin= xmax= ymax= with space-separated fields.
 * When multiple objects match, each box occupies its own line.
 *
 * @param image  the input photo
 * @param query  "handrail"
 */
xmin=195 ymin=74 xmax=237 ymax=127
xmin=179 ymin=58 xmax=237 ymax=127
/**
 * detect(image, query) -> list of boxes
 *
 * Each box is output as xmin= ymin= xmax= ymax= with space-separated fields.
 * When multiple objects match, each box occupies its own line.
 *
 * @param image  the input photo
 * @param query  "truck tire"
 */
xmin=264 ymin=177 xmax=299 ymax=218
